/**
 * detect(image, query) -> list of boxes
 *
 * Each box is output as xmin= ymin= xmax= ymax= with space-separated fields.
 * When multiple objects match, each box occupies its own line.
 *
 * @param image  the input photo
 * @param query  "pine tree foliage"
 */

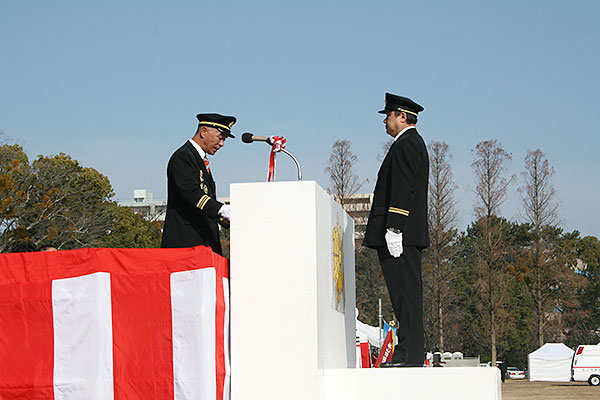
xmin=1 ymin=142 xmax=161 ymax=251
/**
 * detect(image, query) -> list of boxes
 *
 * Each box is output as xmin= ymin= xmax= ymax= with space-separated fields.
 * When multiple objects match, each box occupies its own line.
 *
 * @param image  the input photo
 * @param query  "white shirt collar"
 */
xmin=188 ymin=139 xmax=206 ymax=159
xmin=393 ymin=125 xmax=415 ymax=142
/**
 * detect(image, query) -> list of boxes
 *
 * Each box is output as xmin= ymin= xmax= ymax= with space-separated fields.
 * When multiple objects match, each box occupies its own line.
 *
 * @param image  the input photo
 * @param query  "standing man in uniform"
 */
xmin=363 ymin=93 xmax=429 ymax=367
xmin=161 ymin=113 xmax=236 ymax=256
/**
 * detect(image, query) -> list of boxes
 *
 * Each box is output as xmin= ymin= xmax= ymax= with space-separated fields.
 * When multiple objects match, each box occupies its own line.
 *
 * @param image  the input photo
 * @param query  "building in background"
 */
xmin=340 ymin=193 xmax=373 ymax=246
xmin=118 ymin=189 xmax=167 ymax=222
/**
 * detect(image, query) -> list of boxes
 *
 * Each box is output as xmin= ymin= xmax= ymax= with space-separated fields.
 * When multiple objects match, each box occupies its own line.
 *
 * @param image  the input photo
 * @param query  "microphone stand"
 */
xmin=279 ymin=148 xmax=302 ymax=181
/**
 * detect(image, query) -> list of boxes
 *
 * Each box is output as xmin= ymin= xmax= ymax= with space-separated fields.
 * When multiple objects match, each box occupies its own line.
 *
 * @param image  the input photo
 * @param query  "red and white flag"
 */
xmin=0 ymin=246 xmax=230 ymax=400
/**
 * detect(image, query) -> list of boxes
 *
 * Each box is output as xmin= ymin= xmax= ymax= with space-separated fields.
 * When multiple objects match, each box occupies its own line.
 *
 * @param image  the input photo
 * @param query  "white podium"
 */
xmin=230 ymin=181 xmax=501 ymax=400
xmin=230 ymin=181 xmax=355 ymax=400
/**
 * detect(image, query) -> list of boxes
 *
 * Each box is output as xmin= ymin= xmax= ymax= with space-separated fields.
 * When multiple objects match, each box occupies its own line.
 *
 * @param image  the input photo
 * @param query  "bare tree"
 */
xmin=471 ymin=140 xmax=514 ymax=365
xmin=324 ymin=140 xmax=367 ymax=209
xmin=377 ymin=139 xmax=394 ymax=162
xmin=518 ymin=149 xmax=564 ymax=346
xmin=519 ymin=149 xmax=560 ymax=230
xmin=472 ymin=140 xmax=514 ymax=219
xmin=423 ymin=141 xmax=460 ymax=352
xmin=0 ymin=130 xmax=7 ymax=144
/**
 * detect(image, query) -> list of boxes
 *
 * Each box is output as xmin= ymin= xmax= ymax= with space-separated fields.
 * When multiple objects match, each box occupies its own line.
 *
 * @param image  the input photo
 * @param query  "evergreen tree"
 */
xmin=1 ymin=142 xmax=161 ymax=251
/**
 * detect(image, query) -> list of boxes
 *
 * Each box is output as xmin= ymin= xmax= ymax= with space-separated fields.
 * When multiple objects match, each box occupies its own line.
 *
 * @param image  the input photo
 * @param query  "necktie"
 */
xmin=203 ymin=157 xmax=210 ymax=174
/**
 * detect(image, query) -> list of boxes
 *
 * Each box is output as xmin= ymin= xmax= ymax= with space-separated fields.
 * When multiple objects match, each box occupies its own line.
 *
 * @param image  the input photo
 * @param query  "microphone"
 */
xmin=241 ymin=132 xmax=302 ymax=180
xmin=241 ymin=132 xmax=272 ymax=144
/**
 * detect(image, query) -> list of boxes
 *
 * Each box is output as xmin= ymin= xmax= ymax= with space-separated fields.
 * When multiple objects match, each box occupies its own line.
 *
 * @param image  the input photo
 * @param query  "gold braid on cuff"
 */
xmin=197 ymin=195 xmax=210 ymax=210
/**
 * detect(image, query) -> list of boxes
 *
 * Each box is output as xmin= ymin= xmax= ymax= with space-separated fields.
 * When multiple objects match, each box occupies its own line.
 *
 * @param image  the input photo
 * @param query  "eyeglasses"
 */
xmin=208 ymin=127 xmax=228 ymax=141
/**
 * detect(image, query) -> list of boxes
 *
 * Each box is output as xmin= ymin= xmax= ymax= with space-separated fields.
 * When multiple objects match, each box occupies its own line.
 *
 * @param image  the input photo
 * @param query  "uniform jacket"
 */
xmin=161 ymin=141 xmax=224 ymax=255
xmin=363 ymin=127 xmax=429 ymax=249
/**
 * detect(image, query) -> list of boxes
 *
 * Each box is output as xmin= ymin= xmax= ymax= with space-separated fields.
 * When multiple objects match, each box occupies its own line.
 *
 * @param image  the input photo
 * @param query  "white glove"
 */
xmin=218 ymin=204 xmax=231 ymax=220
xmin=385 ymin=229 xmax=403 ymax=258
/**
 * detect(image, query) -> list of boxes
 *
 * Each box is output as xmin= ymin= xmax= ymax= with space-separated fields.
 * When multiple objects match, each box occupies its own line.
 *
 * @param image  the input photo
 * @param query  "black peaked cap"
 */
xmin=378 ymin=93 xmax=424 ymax=116
xmin=196 ymin=113 xmax=237 ymax=138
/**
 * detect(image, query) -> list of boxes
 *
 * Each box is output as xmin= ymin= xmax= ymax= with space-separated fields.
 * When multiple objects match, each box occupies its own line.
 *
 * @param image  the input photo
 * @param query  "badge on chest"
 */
xmin=199 ymin=171 xmax=209 ymax=194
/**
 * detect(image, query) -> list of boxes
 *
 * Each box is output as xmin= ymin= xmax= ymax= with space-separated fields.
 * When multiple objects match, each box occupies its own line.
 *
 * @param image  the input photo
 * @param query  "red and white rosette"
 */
xmin=267 ymin=135 xmax=286 ymax=182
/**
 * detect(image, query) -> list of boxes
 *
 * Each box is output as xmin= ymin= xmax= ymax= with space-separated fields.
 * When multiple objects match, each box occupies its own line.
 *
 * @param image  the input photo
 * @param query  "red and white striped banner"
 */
xmin=0 ymin=246 xmax=229 ymax=400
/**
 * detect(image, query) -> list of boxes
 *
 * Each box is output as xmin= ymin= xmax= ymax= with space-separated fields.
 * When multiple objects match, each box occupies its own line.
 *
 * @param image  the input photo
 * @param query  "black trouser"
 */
xmin=378 ymin=245 xmax=424 ymax=365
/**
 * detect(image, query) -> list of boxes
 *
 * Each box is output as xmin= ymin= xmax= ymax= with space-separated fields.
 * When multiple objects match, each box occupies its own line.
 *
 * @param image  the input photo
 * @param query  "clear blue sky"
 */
xmin=2 ymin=1 xmax=599 ymax=237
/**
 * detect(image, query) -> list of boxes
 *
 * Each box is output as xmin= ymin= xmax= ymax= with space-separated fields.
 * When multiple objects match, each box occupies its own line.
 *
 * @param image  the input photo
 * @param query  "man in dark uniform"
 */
xmin=363 ymin=93 xmax=429 ymax=367
xmin=161 ymin=113 xmax=236 ymax=255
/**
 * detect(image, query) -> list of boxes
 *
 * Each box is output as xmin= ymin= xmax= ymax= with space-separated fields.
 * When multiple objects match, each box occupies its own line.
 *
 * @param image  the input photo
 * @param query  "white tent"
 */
xmin=528 ymin=343 xmax=574 ymax=382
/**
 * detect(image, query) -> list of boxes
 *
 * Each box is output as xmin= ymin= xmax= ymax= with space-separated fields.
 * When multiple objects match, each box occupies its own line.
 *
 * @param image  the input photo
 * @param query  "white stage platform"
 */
xmin=324 ymin=367 xmax=501 ymax=400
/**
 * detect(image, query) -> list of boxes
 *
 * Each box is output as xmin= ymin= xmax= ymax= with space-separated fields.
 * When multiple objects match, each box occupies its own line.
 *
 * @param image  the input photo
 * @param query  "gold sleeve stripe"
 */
xmin=196 ymin=195 xmax=211 ymax=210
xmin=389 ymin=207 xmax=410 ymax=216
xmin=198 ymin=196 xmax=210 ymax=209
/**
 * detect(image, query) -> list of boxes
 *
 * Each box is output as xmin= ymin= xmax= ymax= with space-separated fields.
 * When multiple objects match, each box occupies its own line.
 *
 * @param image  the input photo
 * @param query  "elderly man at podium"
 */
xmin=161 ymin=113 xmax=236 ymax=256
xmin=363 ymin=93 xmax=429 ymax=367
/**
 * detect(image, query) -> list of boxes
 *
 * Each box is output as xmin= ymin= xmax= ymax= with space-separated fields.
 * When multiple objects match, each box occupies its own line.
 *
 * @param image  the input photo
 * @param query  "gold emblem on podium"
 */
xmin=332 ymin=215 xmax=344 ymax=312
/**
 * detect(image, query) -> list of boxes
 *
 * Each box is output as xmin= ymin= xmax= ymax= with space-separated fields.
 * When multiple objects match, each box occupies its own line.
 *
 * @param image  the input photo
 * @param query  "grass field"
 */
xmin=502 ymin=379 xmax=599 ymax=399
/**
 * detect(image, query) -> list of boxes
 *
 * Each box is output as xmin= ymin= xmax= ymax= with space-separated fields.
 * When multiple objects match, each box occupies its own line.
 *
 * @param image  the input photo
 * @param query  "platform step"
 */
xmin=323 ymin=367 xmax=502 ymax=400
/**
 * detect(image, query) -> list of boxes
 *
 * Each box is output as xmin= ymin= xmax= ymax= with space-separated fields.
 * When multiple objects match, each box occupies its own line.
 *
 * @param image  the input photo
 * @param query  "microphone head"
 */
xmin=241 ymin=132 xmax=254 ymax=143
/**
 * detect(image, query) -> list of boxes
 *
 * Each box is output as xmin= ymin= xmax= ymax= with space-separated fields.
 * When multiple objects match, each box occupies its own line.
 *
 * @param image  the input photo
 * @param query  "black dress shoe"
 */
xmin=379 ymin=361 xmax=421 ymax=368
